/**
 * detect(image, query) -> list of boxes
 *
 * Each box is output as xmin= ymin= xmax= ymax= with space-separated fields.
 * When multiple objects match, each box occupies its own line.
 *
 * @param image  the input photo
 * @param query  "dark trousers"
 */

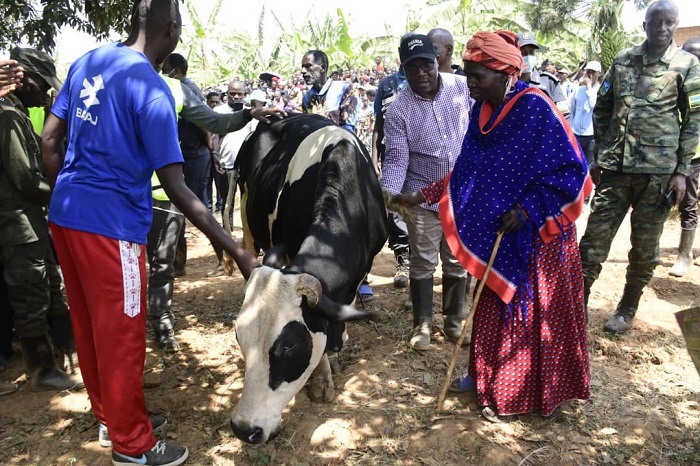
xmin=1 ymin=237 xmax=69 ymax=338
xmin=580 ymin=170 xmax=673 ymax=289
xmin=575 ymin=134 xmax=595 ymax=168
xmin=0 ymin=263 xmax=14 ymax=360
xmin=388 ymin=211 xmax=409 ymax=254
xmin=205 ymin=165 xmax=224 ymax=212
xmin=147 ymin=200 xmax=185 ymax=333
xmin=379 ymin=145 xmax=410 ymax=255
xmin=175 ymin=148 xmax=212 ymax=272
xmin=679 ymin=158 xmax=700 ymax=230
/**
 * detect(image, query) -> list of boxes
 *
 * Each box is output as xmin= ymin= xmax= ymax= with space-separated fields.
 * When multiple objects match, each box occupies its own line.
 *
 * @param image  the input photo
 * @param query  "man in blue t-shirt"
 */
xmin=41 ymin=2 xmax=258 ymax=465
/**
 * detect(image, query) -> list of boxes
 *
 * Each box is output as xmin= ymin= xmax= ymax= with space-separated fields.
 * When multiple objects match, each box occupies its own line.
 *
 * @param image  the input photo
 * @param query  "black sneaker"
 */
xmin=99 ymin=414 xmax=167 ymax=448
xmin=112 ymin=440 xmax=188 ymax=466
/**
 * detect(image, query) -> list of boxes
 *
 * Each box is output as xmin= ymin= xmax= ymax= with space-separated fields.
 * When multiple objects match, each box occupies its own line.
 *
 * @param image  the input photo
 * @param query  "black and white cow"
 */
xmin=230 ymin=114 xmax=388 ymax=444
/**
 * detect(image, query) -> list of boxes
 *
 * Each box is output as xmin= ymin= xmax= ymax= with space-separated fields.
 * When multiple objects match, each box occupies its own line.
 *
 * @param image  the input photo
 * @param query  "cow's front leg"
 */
xmin=307 ymin=353 xmax=335 ymax=403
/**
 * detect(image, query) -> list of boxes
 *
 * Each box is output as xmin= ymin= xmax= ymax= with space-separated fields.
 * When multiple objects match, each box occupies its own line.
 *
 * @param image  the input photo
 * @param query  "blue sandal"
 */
xmin=357 ymin=283 xmax=374 ymax=303
xmin=448 ymin=374 xmax=476 ymax=393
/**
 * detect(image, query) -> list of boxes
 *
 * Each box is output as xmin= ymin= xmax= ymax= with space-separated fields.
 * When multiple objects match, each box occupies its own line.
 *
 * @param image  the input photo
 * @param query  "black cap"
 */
xmin=516 ymin=32 xmax=540 ymax=49
xmin=10 ymin=47 xmax=62 ymax=91
xmin=399 ymin=34 xmax=436 ymax=66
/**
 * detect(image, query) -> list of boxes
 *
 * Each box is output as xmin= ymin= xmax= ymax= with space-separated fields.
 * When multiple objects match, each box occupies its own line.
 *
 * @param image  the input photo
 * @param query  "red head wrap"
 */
xmin=462 ymin=30 xmax=524 ymax=77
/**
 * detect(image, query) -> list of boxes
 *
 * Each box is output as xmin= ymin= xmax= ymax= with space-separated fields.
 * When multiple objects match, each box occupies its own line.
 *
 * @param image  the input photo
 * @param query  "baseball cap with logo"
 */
xmin=399 ymin=34 xmax=436 ymax=66
xmin=584 ymin=60 xmax=602 ymax=72
xmin=10 ymin=47 xmax=62 ymax=91
xmin=516 ymin=32 xmax=540 ymax=49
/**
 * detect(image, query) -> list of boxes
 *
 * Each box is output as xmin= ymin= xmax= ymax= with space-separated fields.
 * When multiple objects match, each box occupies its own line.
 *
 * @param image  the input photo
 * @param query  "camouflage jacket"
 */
xmin=593 ymin=40 xmax=700 ymax=175
xmin=0 ymin=94 xmax=51 ymax=246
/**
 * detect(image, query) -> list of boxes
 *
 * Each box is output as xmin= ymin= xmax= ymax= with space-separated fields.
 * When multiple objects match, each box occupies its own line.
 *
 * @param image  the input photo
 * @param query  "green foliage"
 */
xmin=526 ymin=0 xmax=580 ymax=35
xmin=0 ymin=0 xmax=133 ymax=51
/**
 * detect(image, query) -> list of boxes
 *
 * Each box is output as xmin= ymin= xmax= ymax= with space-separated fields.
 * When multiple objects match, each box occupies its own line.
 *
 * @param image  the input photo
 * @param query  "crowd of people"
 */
xmin=1 ymin=0 xmax=699 ymax=464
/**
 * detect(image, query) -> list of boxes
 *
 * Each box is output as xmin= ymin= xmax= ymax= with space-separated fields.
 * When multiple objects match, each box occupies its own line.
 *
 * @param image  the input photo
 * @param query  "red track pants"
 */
xmin=51 ymin=224 xmax=156 ymax=455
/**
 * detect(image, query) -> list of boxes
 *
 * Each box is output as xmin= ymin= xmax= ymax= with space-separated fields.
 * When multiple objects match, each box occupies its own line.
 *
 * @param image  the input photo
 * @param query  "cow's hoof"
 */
xmin=308 ymin=375 xmax=335 ymax=402
xmin=327 ymin=351 xmax=341 ymax=375
xmin=308 ymin=353 xmax=335 ymax=403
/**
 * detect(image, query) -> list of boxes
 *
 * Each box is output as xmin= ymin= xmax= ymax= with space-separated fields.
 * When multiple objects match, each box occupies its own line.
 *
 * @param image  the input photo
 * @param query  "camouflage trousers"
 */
xmin=0 ymin=237 xmax=70 ymax=338
xmin=579 ymin=170 xmax=673 ymax=290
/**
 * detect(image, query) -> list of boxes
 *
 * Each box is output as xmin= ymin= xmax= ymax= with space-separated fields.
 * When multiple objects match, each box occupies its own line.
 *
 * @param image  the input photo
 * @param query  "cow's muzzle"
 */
xmin=230 ymin=419 xmax=281 ymax=444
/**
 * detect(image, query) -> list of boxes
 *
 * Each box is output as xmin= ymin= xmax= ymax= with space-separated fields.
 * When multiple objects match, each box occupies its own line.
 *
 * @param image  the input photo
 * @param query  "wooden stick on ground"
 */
xmin=436 ymin=231 xmax=504 ymax=414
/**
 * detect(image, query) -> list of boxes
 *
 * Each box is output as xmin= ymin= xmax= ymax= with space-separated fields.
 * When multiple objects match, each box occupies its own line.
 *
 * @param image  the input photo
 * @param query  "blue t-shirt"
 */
xmin=49 ymin=43 xmax=183 ymax=244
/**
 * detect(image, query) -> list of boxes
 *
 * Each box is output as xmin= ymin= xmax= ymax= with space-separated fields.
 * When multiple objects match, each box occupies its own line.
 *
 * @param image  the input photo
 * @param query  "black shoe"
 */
xmin=157 ymin=329 xmax=180 ymax=353
xmin=99 ymin=414 xmax=167 ymax=448
xmin=111 ymin=440 xmax=188 ymax=466
xmin=603 ymin=310 xmax=635 ymax=334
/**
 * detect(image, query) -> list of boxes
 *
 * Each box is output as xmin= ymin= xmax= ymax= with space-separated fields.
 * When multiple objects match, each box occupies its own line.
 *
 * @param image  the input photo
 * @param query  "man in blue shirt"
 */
xmin=570 ymin=60 xmax=602 ymax=168
xmin=41 ymin=1 xmax=258 ymax=465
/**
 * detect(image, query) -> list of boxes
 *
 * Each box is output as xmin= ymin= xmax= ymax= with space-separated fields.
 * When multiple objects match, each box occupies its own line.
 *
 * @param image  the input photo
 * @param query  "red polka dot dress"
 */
xmin=468 ymin=227 xmax=590 ymax=416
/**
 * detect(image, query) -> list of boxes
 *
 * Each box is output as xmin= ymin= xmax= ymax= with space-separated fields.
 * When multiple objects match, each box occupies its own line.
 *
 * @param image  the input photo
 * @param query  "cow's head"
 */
xmin=231 ymin=265 xmax=370 ymax=444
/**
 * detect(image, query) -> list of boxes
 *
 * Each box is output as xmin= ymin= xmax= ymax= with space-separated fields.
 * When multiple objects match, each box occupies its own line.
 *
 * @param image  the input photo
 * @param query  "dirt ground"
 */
xmin=1 ymin=207 xmax=699 ymax=466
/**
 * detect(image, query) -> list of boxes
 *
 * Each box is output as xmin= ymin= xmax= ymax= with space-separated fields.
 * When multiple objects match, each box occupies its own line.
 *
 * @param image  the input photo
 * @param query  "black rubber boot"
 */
xmin=669 ymin=228 xmax=696 ymax=277
xmin=49 ymin=312 xmax=78 ymax=374
xmin=604 ymin=284 xmax=643 ymax=334
xmin=442 ymin=276 xmax=470 ymax=345
xmin=21 ymin=335 xmax=84 ymax=391
xmin=151 ymin=316 xmax=180 ymax=353
xmin=409 ymin=278 xmax=433 ymax=350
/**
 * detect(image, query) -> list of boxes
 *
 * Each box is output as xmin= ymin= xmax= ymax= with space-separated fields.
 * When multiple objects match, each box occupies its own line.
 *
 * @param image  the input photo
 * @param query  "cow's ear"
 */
xmin=317 ymin=295 xmax=373 ymax=322
xmin=295 ymin=273 xmax=322 ymax=307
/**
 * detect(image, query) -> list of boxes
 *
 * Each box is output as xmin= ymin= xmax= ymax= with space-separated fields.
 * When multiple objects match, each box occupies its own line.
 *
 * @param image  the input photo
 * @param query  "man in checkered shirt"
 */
xmin=381 ymin=33 xmax=473 ymax=351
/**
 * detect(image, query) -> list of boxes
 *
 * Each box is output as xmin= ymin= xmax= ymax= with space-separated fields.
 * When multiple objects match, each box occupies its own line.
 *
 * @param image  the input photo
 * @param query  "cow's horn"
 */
xmin=296 ymin=273 xmax=322 ymax=307
xmin=317 ymin=295 xmax=373 ymax=322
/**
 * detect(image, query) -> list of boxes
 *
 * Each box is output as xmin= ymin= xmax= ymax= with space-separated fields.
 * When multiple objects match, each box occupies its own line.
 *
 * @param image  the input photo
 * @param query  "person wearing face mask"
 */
xmin=145 ymin=77 xmax=284 ymax=352
xmin=215 ymin=85 xmax=269 ymax=237
xmin=516 ymin=32 xmax=570 ymax=118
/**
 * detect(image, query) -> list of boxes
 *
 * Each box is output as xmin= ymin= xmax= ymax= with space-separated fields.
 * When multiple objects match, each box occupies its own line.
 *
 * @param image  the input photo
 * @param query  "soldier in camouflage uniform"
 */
xmin=579 ymin=0 xmax=700 ymax=334
xmin=0 ymin=48 xmax=83 ymax=389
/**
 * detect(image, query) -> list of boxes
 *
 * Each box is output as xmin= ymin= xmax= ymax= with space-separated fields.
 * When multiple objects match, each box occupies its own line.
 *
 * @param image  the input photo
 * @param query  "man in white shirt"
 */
xmin=216 ymin=83 xmax=267 ymax=233
xmin=570 ymin=60 xmax=602 ymax=168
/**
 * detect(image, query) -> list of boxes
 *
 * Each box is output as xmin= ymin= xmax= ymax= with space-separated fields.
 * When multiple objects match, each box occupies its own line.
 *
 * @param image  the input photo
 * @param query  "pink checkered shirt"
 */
xmin=381 ymin=72 xmax=473 ymax=212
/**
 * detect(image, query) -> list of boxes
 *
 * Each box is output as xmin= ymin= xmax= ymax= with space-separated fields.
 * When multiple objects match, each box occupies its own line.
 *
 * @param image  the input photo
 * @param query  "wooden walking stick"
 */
xmin=436 ymin=231 xmax=504 ymax=413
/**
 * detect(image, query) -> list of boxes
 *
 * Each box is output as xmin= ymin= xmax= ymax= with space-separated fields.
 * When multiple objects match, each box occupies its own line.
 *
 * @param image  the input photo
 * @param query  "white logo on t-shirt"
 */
xmin=80 ymin=75 xmax=104 ymax=108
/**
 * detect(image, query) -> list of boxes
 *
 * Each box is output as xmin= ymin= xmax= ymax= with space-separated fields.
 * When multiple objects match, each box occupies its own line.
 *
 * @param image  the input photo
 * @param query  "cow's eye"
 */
xmin=283 ymin=342 xmax=297 ymax=353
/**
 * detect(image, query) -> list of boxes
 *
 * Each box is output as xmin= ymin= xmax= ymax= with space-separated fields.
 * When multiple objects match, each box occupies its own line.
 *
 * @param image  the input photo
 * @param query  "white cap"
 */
xmin=585 ymin=60 xmax=602 ymax=72
xmin=249 ymin=89 xmax=268 ymax=103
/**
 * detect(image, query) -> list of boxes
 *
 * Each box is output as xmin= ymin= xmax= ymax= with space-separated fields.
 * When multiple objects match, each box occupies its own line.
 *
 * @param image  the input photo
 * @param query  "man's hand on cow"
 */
xmin=251 ymin=107 xmax=287 ymax=124
xmin=0 ymin=60 xmax=24 ymax=98
xmin=390 ymin=191 xmax=425 ymax=208
xmin=668 ymin=174 xmax=687 ymax=207
xmin=590 ymin=166 xmax=602 ymax=186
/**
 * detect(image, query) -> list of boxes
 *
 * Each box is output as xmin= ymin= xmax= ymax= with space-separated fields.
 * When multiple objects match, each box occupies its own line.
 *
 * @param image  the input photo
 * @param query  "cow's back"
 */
xmin=238 ymin=113 xmax=388 ymax=303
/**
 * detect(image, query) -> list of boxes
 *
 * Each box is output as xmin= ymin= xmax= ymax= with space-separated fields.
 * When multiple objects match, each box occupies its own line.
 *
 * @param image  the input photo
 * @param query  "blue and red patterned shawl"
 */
xmin=440 ymin=80 xmax=593 ymax=305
